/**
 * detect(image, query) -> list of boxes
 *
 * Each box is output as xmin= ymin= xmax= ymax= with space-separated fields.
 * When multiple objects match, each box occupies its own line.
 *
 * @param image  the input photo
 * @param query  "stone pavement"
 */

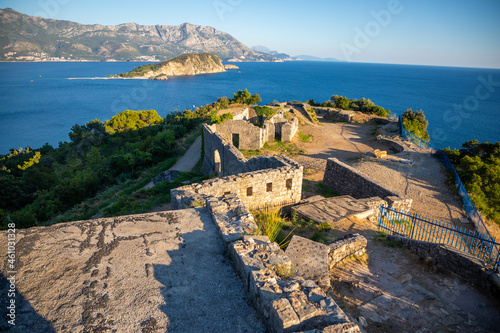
xmin=0 ymin=209 xmax=265 ymax=332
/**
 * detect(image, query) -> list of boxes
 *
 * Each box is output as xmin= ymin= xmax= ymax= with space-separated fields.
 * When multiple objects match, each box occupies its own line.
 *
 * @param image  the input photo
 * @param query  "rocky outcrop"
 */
xmin=118 ymin=53 xmax=226 ymax=79
xmin=224 ymin=64 xmax=240 ymax=70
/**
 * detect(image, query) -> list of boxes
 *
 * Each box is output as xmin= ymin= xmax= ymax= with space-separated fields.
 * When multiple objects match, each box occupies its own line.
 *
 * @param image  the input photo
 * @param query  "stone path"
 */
xmin=0 ymin=209 xmax=264 ymax=332
xmin=169 ymin=135 xmax=202 ymax=172
xmin=327 ymin=218 xmax=500 ymax=333
xmin=144 ymin=135 xmax=202 ymax=190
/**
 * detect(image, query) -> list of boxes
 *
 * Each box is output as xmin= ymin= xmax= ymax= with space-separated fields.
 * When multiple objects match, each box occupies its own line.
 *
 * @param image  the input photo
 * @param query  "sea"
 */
xmin=0 ymin=61 xmax=499 ymax=154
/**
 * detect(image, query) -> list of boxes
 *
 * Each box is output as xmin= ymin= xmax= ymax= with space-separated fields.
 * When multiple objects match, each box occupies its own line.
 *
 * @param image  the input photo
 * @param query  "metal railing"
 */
xmin=399 ymin=116 xmax=493 ymax=240
xmin=378 ymin=205 xmax=500 ymax=271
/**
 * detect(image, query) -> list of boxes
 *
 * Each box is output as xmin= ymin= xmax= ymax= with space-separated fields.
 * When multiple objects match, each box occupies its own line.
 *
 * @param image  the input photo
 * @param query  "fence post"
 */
xmin=378 ymin=205 xmax=385 ymax=230
xmin=494 ymin=250 xmax=500 ymax=271
xmin=410 ymin=213 xmax=416 ymax=239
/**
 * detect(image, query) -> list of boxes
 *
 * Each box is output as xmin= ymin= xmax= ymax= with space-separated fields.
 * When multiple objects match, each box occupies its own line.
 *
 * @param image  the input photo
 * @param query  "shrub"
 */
xmin=402 ymin=108 xmax=429 ymax=141
xmin=210 ymin=112 xmax=233 ymax=124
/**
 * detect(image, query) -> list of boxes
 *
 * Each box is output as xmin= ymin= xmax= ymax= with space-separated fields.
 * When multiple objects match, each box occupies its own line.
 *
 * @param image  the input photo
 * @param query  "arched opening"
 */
xmin=214 ymin=149 xmax=221 ymax=176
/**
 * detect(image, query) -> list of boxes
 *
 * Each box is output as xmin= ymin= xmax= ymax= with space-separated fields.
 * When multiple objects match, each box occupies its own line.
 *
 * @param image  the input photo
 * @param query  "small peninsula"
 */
xmin=116 ymin=53 xmax=234 ymax=80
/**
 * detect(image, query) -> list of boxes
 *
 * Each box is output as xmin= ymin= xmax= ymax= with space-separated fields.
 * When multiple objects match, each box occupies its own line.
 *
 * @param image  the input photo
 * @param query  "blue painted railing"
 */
xmin=378 ymin=205 xmax=500 ymax=271
xmin=399 ymin=116 xmax=492 ymax=239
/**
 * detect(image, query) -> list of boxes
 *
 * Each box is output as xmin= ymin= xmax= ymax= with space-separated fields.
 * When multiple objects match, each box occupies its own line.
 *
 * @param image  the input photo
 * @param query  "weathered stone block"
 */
xmin=322 ymin=322 xmax=361 ymax=333
xmin=328 ymin=234 xmax=367 ymax=270
xmin=152 ymin=169 xmax=179 ymax=184
xmin=270 ymin=298 xmax=301 ymax=333
xmin=287 ymin=291 xmax=326 ymax=322
xmin=286 ymin=236 xmax=330 ymax=289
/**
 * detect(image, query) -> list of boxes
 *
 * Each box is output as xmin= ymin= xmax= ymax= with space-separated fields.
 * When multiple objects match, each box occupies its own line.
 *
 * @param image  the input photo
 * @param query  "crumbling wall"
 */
xmin=231 ymin=107 xmax=250 ymax=120
xmin=215 ymin=119 xmax=265 ymax=150
xmin=281 ymin=117 xmax=298 ymax=142
xmin=174 ymin=154 xmax=303 ymax=210
xmin=328 ymin=234 xmax=368 ymax=269
xmin=201 ymin=124 xmax=247 ymax=176
xmin=323 ymin=158 xmax=412 ymax=211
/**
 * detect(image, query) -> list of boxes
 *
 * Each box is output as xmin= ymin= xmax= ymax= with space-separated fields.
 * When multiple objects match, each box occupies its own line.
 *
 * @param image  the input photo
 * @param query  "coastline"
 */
xmin=67 ymin=77 xmax=150 ymax=80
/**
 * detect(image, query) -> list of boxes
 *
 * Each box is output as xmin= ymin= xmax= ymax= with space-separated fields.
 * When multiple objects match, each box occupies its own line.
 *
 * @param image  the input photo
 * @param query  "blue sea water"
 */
xmin=0 ymin=61 xmax=499 ymax=154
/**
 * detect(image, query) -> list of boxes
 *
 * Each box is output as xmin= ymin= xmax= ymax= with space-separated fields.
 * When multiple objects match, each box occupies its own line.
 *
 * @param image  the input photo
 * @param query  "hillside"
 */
xmin=117 ymin=53 xmax=226 ymax=79
xmin=0 ymin=8 xmax=276 ymax=62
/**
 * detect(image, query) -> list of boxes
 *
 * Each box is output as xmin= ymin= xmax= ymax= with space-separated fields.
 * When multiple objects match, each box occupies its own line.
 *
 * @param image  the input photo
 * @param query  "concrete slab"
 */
xmin=292 ymin=195 xmax=372 ymax=224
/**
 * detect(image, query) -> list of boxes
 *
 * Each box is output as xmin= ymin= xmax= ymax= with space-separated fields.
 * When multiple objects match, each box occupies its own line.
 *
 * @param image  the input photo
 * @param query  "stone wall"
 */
xmin=197 ymin=193 xmax=361 ymax=333
xmin=201 ymin=124 xmax=247 ymax=176
xmin=387 ymin=235 xmax=500 ymax=296
xmin=232 ymin=107 xmax=250 ymax=120
xmin=173 ymin=154 xmax=303 ymax=210
xmin=328 ymin=234 xmax=368 ymax=270
xmin=281 ymin=117 xmax=299 ymax=142
xmin=208 ymin=110 xmax=299 ymax=155
xmin=170 ymin=178 xmax=361 ymax=332
xmin=216 ymin=119 xmax=266 ymax=150
xmin=201 ymin=121 xmax=300 ymax=177
xmin=322 ymin=158 xmax=412 ymax=212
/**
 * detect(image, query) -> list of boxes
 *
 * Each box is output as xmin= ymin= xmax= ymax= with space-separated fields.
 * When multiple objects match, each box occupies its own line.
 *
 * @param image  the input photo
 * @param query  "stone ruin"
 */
xmin=173 ymin=154 xmax=303 ymax=211
xmin=322 ymin=157 xmax=412 ymax=213
xmin=168 ymin=111 xmax=367 ymax=331
xmin=208 ymin=107 xmax=299 ymax=151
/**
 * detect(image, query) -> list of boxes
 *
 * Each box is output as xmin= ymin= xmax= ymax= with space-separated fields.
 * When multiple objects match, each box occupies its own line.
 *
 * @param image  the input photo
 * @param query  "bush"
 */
xmin=402 ymin=108 xmax=429 ymax=141
xmin=330 ymin=95 xmax=389 ymax=117
xmin=232 ymin=89 xmax=261 ymax=105
xmin=105 ymin=110 xmax=163 ymax=134
xmin=210 ymin=112 xmax=233 ymax=124
xmin=444 ymin=141 xmax=500 ymax=224
xmin=252 ymin=208 xmax=285 ymax=243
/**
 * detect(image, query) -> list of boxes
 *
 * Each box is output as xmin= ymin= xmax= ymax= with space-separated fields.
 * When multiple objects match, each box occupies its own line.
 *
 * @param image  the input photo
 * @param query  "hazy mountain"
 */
xmin=0 ymin=8 xmax=277 ymax=62
xmin=251 ymin=45 xmax=341 ymax=62
xmin=294 ymin=55 xmax=341 ymax=62
xmin=251 ymin=45 xmax=293 ymax=60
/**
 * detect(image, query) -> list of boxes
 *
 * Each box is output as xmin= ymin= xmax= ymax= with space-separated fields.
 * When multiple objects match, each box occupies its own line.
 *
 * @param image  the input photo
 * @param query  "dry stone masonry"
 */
xmin=201 ymin=107 xmax=298 ymax=176
xmin=323 ymin=158 xmax=412 ymax=213
xmin=209 ymin=199 xmax=362 ymax=332
xmin=175 ymin=154 xmax=303 ymax=210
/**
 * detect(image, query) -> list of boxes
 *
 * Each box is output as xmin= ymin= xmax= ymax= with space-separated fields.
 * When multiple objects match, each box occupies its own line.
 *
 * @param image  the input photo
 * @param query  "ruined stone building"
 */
xmin=209 ymin=107 xmax=299 ymax=151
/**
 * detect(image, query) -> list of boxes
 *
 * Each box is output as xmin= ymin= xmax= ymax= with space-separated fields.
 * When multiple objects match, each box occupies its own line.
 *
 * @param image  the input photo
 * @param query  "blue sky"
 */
xmin=1 ymin=0 xmax=499 ymax=68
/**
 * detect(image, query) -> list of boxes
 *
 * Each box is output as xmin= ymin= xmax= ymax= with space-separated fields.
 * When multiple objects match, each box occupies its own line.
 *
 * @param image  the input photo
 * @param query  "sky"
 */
xmin=1 ymin=0 xmax=499 ymax=68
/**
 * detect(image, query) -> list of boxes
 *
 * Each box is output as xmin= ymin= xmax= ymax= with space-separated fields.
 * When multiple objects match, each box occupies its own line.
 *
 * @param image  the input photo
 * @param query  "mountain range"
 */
xmin=0 ymin=8 xmax=277 ymax=62
xmin=251 ymin=45 xmax=340 ymax=62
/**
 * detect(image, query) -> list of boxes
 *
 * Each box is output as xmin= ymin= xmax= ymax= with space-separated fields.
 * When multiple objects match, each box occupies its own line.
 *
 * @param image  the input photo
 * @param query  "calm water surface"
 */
xmin=0 ymin=61 xmax=499 ymax=154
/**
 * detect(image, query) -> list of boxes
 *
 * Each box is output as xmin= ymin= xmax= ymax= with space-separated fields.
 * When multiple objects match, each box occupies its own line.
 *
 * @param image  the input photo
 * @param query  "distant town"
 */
xmin=2 ymin=51 xmax=161 ymax=62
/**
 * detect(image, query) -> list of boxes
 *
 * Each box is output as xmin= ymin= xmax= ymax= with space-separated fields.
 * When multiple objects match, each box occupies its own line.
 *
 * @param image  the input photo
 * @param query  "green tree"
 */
xmin=17 ymin=151 xmax=41 ymax=170
xmin=331 ymin=95 xmax=350 ymax=110
xmin=402 ymin=108 xmax=429 ymax=141
xmin=105 ymin=110 xmax=163 ymax=134
xmin=232 ymin=89 xmax=261 ymax=105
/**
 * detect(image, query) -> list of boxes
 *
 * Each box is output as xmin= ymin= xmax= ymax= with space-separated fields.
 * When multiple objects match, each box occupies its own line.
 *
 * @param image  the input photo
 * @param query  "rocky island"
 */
xmin=116 ymin=53 xmax=235 ymax=80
